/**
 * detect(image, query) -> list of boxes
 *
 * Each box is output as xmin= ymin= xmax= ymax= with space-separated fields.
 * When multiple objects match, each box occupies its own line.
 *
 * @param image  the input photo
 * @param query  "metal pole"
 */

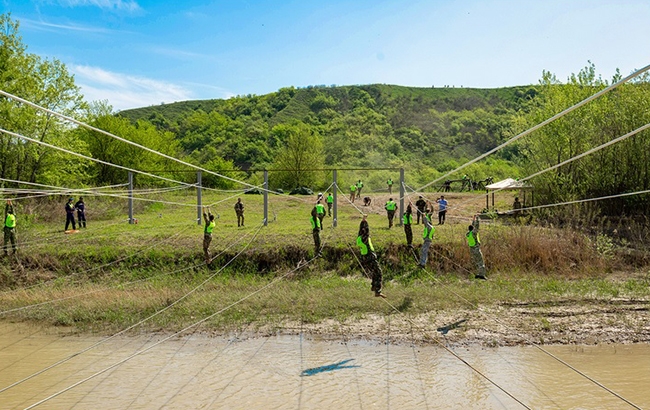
xmin=197 ymin=171 xmax=202 ymax=225
xmin=333 ymin=169 xmax=338 ymax=227
xmin=399 ymin=168 xmax=404 ymax=226
xmin=128 ymin=172 xmax=134 ymax=224
xmin=263 ymin=170 xmax=268 ymax=226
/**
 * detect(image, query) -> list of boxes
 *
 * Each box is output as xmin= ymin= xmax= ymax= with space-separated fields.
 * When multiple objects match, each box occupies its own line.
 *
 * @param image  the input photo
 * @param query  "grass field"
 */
xmin=1 ymin=187 xmax=649 ymax=342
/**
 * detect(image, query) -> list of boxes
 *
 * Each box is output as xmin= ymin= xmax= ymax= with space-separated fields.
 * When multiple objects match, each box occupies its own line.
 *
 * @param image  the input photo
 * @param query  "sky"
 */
xmin=2 ymin=0 xmax=649 ymax=111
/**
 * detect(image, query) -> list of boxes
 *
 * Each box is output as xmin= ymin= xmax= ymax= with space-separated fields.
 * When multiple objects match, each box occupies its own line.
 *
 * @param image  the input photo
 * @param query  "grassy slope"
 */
xmin=1 ymin=188 xmax=648 ymax=337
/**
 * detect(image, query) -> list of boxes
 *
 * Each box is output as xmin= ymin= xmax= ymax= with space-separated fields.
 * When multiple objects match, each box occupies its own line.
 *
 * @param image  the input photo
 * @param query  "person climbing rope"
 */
xmin=315 ymin=200 xmax=326 ymax=230
xmin=403 ymin=203 xmax=413 ymax=247
xmin=311 ymin=206 xmax=322 ymax=257
xmin=356 ymin=215 xmax=385 ymax=298
xmin=203 ymin=206 xmax=216 ymax=264
xmin=418 ymin=209 xmax=435 ymax=268
xmin=466 ymin=214 xmax=487 ymax=280
xmin=4 ymin=200 xmax=17 ymax=256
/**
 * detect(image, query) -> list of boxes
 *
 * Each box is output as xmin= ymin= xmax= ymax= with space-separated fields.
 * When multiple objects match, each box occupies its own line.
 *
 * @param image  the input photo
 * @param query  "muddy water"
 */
xmin=1 ymin=323 xmax=649 ymax=410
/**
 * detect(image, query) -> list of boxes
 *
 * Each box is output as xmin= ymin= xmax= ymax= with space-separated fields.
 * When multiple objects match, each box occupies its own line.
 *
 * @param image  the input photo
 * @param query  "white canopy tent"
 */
xmin=484 ymin=178 xmax=534 ymax=210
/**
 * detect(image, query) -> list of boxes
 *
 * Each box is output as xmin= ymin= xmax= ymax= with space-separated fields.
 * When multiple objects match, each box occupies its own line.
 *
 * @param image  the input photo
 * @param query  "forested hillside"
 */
xmin=119 ymin=84 xmax=536 ymax=187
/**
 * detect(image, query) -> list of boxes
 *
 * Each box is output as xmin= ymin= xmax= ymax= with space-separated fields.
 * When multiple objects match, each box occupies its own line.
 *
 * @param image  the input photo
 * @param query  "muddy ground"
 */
xmin=253 ymin=298 xmax=650 ymax=347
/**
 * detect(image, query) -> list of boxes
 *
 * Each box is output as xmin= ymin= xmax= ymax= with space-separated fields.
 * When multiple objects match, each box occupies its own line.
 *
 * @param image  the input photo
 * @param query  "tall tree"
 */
xmin=272 ymin=122 xmax=324 ymax=189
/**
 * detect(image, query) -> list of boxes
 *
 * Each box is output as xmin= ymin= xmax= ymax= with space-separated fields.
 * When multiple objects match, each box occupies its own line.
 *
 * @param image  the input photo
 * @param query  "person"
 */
xmin=310 ymin=206 xmax=322 ymax=257
xmin=415 ymin=196 xmax=427 ymax=224
xmin=349 ymin=184 xmax=357 ymax=203
xmin=363 ymin=196 xmax=372 ymax=206
xmin=356 ymin=215 xmax=384 ymax=297
xmin=403 ymin=203 xmax=413 ymax=247
xmin=385 ymin=198 xmax=397 ymax=228
xmin=418 ymin=209 xmax=434 ymax=268
xmin=315 ymin=200 xmax=326 ymax=229
xmin=75 ymin=197 xmax=86 ymax=228
xmin=202 ymin=206 xmax=216 ymax=263
xmin=234 ymin=198 xmax=244 ymax=227
xmin=387 ymin=178 xmax=393 ymax=194
xmin=513 ymin=197 xmax=522 ymax=216
xmin=436 ymin=195 xmax=448 ymax=225
xmin=326 ymin=192 xmax=334 ymax=216
xmin=356 ymin=180 xmax=363 ymax=199
xmin=4 ymin=200 xmax=16 ymax=257
xmin=466 ymin=214 xmax=487 ymax=280
xmin=443 ymin=180 xmax=451 ymax=192
xmin=65 ymin=197 xmax=76 ymax=231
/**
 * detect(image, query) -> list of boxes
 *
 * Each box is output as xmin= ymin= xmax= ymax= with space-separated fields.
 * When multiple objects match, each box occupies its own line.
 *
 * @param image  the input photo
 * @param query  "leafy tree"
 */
xmin=271 ymin=122 xmax=324 ymax=188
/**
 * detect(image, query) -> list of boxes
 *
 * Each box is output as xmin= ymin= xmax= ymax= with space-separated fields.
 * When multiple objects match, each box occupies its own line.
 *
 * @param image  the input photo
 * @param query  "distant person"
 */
xmin=356 ymin=180 xmax=364 ymax=199
xmin=4 ymin=200 xmax=16 ymax=257
xmin=512 ymin=197 xmax=522 ymax=216
xmin=385 ymin=198 xmax=397 ymax=228
xmin=403 ymin=203 xmax=413 ymax=247
xmin=387 ymin=178 xmax=393 ymax=194
xmin=443 ymin=180 xmax=451 ymax=192
xmin=418 ymin=210 xmax=435 ymax=268
xmin=466 ymin=214 xmax=487 ymax=280
xmin=415 ymin=196 xmax=427 ymax=224
xmin=75 ymin=197 xmax=86 ymax=228
xmin=202 ymin=206 xmax=215 ymax=264
xmin=349 ymin=184 xmax=357 ymax=203
xmin=326 ymin=192 xmax=334 ymax=216
xmin=234 ymin=198 xmax=244 ymax=227
xmin=315 ymin=200 xmax=326 ymax=229
xmin=311 ymin=206 xmax=322 ymax=257
xmin=356 ymin=215 xmax=384 ymax=297
xmin=65 ymin=197 xmax=76 ymax=231
xmin=363 ymin=196 xmax=372 ymax=206
xmin=436 ymin=195 xmax=448 ymax=225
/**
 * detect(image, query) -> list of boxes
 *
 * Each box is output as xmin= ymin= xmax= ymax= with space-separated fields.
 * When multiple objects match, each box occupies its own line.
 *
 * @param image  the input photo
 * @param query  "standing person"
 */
xmin=466 ymin=214 xmax=487 ymax=280
xmin=202 ymin=206 xmax=215 ymax=264
xmin=349 ymin=184 xmax=357 ymax=203
xmin=418 ymin=210 xmax=435 ymax=268
xmin=65 ymin=197 xmax=76 ymax=231
xmin=315 ymin=200 xmax=326 ymax=229
xmin=512 ymin=197 xmax=522 ymax=216
xmin=4 ymin=200 xmax=16 ymax=256
xmin=436 ymin=195 xmax=448 ymax=225
xmin=310 ymin=206 xmax=322 ymax=257
xmin=356 ymin=215 xmax=384 ymax=297
xmin=387 ymin=178 xmax=393 ymax=194
xmin=356 ymin=180 xmax=363 ymax=199
xmin=234 ymin=198 xmax=244 ymax=227
xmin=415 ymin=196 xmax=427 ymax=224
xmin=75 ymin=197 xmax=87 ymax=228
xmin=403 ymin=203 xmax=413 ymax=247
xmin=385 ymin=198 xmax=397 ymax=228
xmin=326 ymin=192 xmax=334 ymax=216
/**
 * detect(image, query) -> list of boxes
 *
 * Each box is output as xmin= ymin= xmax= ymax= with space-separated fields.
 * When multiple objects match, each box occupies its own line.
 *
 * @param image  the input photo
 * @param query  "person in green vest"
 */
xmin=315 ymin=200 xmax=326 ymax=229
xmin=4 ymin=200 xmax=17 ymax=257
xmin=418 ymin=209 xmax=435 ymax=268
xmin=311 ymin=206 xmax=322 ymax=257
xmin=356 ymin=180 xmax=363 ymax=199
xmin=326 ymin=192 xmax=334 ymax=216
xmin=387 ymin=178 xmax=393 ymax=194
xmin=64 ymin=197 xmax=76 ymax=231
xmin=403 ymin=203 xmax=413 ymax=247
xmin=349 ymin=184 xmax=357 ymax=203
xmin=356 ymin=215 xmax=384 ymax=297
xmin=202 ymin=206 xmax=216 ymax=264
xmin=467 ymin=214 xmax=487 ymax=279
xmin=385 ymin=198 xmax=397 ymax=228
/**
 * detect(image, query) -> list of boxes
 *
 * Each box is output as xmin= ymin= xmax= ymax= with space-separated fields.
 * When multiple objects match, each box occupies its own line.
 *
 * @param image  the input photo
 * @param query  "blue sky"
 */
xmin=2 ymin=0 xmax=649 ymax=111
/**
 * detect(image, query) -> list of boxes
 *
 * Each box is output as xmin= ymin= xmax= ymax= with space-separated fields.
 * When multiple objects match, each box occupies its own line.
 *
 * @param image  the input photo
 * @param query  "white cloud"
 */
xmin=58 ymin=0 xmax=142 ymax=13
xmin=18 ymin=17 xmax=118 ymax=34
xmin=72 ymin=65 xmax=194 ymax=111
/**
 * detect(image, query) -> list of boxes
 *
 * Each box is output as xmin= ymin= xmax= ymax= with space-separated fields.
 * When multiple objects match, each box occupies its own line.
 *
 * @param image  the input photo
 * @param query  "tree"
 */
xmin=272 ymin=122 xmax=324 ymax=189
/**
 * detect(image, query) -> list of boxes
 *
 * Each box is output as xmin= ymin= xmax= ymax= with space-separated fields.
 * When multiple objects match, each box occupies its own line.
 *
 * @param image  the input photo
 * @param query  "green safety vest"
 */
xmin=423 ymin=217 xmax=434 ymax=240
xmin=5 ymin=214 xmax=16 ymax=229
xmin=204 ymin=220 xmax=215 ymax=234
xmin=466 ymin=231 xmax=480 ymax=247
xmin=385 ymin=201 xmax=396 ymax=211
xmin=326 ymin=195 xmax=333 ymax=204
xmin=387 ymin=179 xmax=393 ymax=185
xmin=350 ymin=185 xmax=357 ymax=192
xmin=356 ymin=235 xmax=374 ymax=255
xmin=311 ymin=216 xmax=321 ymax=231
xmin=357 ymin=181 xmax=363 ymax=188
xmin=403 ymin=213 xmax=412 ymax=225
xmin=315 ymin=203 xmax=325 ymax=215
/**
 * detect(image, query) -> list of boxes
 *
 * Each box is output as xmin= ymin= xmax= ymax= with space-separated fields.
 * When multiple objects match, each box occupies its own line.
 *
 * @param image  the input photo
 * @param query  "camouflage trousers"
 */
xmin=470 ymin=246 xmax=486 ymax=276
xmin=363 ymin=252 xmax=383 ymax=292
xmin=3 ymin=227 xmax=16 ymax=255
xmin=203 ymin=234 xmax=212 ymax=263
xmin=404 ymin=224 xmax=413 ymax=246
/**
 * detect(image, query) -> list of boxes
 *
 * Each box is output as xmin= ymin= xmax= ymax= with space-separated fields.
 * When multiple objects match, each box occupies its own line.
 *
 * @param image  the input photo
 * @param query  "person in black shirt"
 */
xmin=75 ymin=197 xmax=86 ymax=228
xmin=65 ymin=197 xmax=76 ymax=231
